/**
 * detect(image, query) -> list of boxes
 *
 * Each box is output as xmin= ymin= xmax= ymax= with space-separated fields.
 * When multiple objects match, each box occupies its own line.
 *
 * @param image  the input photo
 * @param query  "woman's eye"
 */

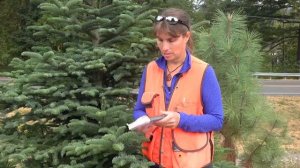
xmin=168 ymin=38 xmax=176 ymax=42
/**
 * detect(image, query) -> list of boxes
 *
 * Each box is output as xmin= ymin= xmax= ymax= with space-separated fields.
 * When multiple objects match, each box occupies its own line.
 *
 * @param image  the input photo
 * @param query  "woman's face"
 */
xmin=156 ymin=31 xmax=190 ymax=63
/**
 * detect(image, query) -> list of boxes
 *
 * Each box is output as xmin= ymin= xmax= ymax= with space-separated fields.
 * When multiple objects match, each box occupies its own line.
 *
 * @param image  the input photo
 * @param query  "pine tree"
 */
xmin=194 ymin=11 xmax=286 ymax=167
xmin=0 ymin=0 xmax=159 ymax=167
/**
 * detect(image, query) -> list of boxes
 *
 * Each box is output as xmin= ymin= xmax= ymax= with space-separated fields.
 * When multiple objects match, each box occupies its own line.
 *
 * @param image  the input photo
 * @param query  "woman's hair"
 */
xmin=154 ymin=8 xmax=193 ymax=52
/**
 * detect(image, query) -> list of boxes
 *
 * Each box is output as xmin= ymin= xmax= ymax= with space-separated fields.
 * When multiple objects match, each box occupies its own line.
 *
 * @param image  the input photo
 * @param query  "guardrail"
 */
xmin=253 ymin=72 xmax=300 ymax=79
xmin=1 ymin=72 xmax=300 ymax=84
xmin=0 ymin=77 xmax=11 ymax=83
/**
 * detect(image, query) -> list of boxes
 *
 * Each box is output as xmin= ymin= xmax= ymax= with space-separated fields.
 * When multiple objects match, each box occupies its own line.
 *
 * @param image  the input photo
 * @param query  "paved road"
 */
xmin=0 ymin=77 xmax=11 ymax=83
xmin=258 ymin=79 xmax=300 ymax=96
xmin=1 ymin=77 xmax=299 ymax=96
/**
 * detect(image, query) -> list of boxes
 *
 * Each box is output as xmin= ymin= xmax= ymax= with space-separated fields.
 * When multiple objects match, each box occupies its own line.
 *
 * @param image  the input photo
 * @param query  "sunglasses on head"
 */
xmin=155 ymin=15 xmax=189 ymax=30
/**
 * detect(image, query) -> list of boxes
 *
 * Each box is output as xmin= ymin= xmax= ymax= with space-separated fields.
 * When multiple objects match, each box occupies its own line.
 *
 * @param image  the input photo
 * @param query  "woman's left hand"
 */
xmin=153 ymin=111 xmax=180 ymax=129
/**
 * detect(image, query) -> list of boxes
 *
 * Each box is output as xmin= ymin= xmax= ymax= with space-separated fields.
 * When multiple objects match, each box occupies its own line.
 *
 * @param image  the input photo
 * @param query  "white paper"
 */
xmin=127 ymin=115 xmax=151 ymax=130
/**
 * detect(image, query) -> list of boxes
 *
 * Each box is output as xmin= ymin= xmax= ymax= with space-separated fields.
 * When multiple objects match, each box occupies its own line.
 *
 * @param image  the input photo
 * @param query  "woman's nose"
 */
xmin=161 ymin=41 xmax=170 ymax=51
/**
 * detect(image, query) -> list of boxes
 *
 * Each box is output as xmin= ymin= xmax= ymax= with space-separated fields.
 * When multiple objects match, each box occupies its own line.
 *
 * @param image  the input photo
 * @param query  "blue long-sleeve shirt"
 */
xmin=133 ymin=52 xmax=224 ymax=133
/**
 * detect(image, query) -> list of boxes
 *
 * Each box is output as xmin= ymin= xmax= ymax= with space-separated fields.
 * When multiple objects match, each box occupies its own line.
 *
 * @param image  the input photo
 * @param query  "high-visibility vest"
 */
xmin=141 ymin=56 xmax=213 ymax=168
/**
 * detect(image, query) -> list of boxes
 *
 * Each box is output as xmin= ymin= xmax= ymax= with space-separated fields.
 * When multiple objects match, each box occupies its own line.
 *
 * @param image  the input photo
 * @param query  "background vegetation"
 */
xmin=1 ymin=0 xmax=300 ymax=72
xmin=0 ymin=0 xmax=298 ymax=167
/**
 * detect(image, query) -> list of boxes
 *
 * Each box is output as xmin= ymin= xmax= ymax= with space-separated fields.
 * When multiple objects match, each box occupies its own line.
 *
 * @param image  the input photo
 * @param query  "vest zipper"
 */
xmin=159 ymin=75 xmax=182 ymax=167
xmin=165 ymin=75 xmax=181 ymax=110
xmin=158 ymin=127 xmax=164 ymax=167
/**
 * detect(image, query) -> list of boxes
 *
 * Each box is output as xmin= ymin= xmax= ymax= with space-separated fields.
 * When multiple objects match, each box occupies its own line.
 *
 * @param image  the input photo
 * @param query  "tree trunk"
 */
xmin=223 ymin=137 xmax=237 ymax=163
xmin=297 ymin=28 xmax=300 ymax=65
xmin=243 ymin=158 xmax=253 ymax=168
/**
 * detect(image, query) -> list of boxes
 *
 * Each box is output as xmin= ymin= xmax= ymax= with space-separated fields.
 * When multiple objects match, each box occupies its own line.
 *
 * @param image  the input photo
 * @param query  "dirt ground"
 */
xmin=266 ymin=96 xmax=300 ymax=167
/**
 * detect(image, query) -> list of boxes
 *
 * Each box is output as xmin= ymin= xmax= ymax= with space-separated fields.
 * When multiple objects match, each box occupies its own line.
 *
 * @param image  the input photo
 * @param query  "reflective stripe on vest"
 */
xmin=141 ymin=56 xmax=214 ymax=168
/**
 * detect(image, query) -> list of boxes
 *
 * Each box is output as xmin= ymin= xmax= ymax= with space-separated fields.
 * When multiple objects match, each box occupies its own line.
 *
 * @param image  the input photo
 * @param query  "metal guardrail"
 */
xmin=0 ymin=77 xmax=11 ymax=83
xmin=1 ymin=73 xmax=300 ymax=83
xmin=253 ymin=72 xmax=300 ymax=79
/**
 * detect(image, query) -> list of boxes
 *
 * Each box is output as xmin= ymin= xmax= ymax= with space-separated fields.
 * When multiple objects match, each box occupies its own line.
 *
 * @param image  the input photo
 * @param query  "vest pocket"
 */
xmin=142 ymin=126 xmax=159 ymax=161
xmin=172 ymin=146 xmax=212 ymax=168
xmin=172 ymin=129 xmax=209 ymax=152
xmin=172 ymin=131 xmax=212 ymax=168
xmin=174 ymin=99 xmax=198 ymax=115
xmin=141 ymin=92 xmax=160 ymax=161
xmin=141 ymin=92 xmax=160 ymax=116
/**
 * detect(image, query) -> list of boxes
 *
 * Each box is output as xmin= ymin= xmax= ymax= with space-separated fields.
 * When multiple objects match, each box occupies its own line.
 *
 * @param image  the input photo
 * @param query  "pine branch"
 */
xmin=263 ymin=36 xmax=298 ymax=52
xmin=243 ymin=120 xmax=279 ymax=167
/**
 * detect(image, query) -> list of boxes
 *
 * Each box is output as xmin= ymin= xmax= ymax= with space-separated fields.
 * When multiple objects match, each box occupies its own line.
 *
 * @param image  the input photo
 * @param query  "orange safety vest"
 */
xmin=141 ymin=56 xmax=214 ymax=168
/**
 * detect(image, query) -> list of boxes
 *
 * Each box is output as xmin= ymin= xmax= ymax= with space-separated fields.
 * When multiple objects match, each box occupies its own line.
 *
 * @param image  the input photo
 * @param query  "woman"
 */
xmin=133 ymin=8 xmax=224 ymax=168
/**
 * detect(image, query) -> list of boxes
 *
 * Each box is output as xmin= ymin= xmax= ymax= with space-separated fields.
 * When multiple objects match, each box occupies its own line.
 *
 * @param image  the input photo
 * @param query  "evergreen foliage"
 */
xmin=0 ymin=0 xmax=42 ymax=68
xmin=0 ymin=0 xmax=22 ymax=66
xmin=0 ymin=0 xmax=290 ymax=167
xmin=0 ymin=0 xmax=158 ymax=167
xmin=194 ymin=11 xmax=286 ymax=167
xmin=196 ymin=0 xmax=300 ymax=72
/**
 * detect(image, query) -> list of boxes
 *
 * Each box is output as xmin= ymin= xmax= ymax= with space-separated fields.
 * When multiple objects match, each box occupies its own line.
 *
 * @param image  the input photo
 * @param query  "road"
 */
xmin=0 ymin=77 xmax=11 ymax=83
xmin=1 ymin=77 xmax=299 ymax=96
xmin=258 ymin=79 xmax=300 ymax=96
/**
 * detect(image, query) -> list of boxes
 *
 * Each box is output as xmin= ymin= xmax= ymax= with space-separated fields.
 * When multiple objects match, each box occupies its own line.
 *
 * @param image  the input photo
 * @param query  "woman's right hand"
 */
xmin=153 ymin=111 xmax=180 ymax=129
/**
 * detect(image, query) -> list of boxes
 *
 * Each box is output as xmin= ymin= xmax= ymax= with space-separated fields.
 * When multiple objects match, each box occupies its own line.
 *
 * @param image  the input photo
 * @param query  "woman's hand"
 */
xmin=153 ymin=111 xmax=180 ymax=129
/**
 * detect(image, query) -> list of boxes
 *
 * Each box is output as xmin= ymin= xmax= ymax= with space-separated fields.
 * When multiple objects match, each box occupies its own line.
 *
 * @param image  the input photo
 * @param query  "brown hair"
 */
xmin=154 ymin=8 xmax=193 ymax=52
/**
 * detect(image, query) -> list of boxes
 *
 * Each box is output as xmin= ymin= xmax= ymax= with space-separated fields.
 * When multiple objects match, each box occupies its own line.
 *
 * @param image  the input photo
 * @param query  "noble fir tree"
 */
xmin=194 ymin=11 xmax=286 ymax=167
xmin=0 ymin=0 xmax=160 ymax=167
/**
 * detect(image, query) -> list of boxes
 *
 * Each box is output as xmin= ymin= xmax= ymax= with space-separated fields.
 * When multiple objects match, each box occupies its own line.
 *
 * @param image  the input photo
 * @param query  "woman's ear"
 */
xmin=183 ymin=31 xmax=191 ymax=43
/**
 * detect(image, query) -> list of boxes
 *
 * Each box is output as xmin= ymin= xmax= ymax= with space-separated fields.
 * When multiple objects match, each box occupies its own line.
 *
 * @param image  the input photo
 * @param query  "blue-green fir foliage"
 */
xmin=0 ymin=0 xmax=159 ymax=167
